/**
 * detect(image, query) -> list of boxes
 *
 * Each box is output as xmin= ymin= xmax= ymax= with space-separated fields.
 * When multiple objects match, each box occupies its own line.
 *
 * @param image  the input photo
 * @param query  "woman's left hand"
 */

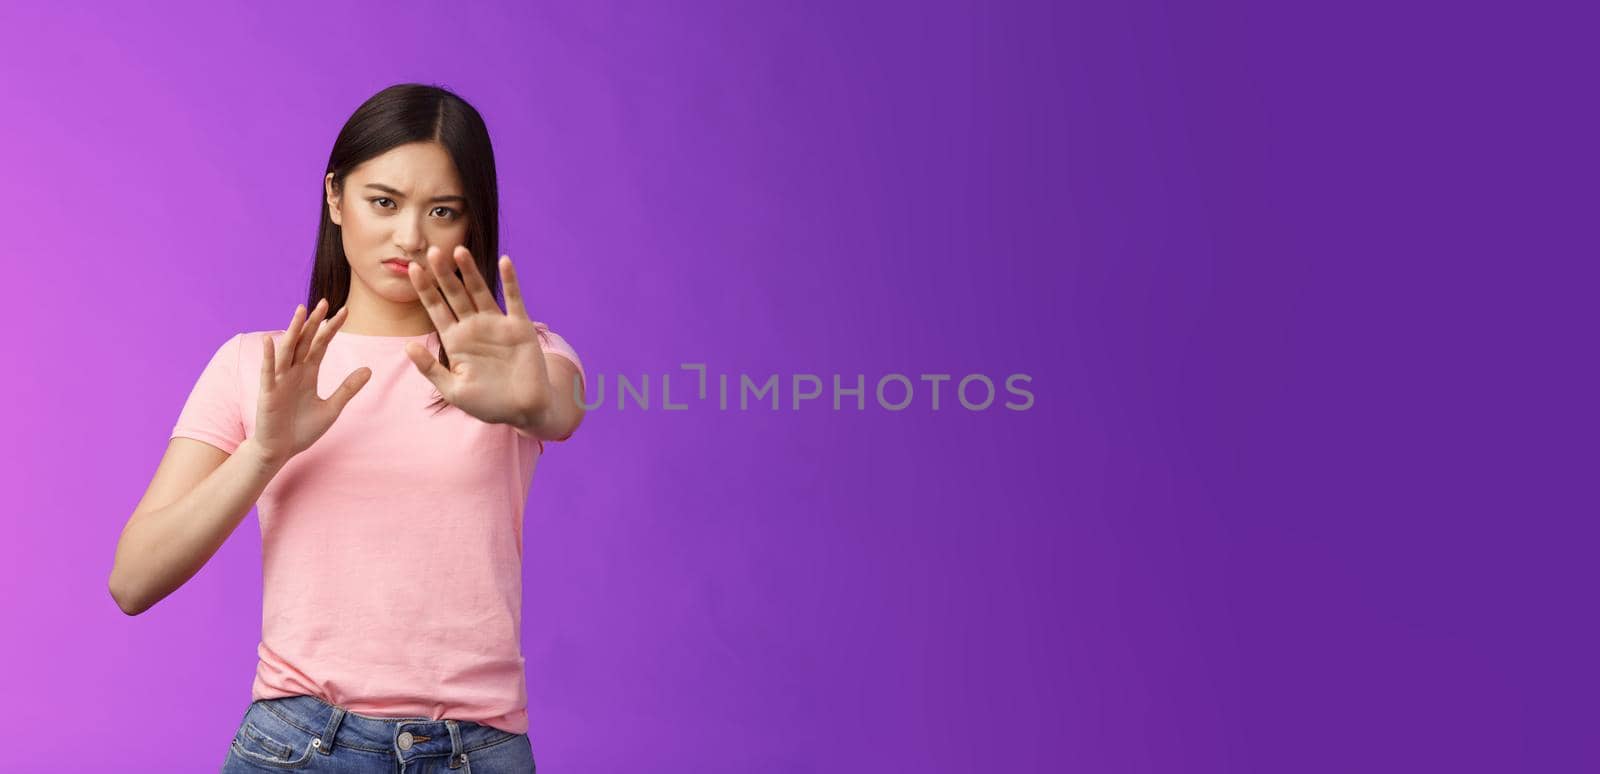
xmin=403 ymin=244 xmax=552 ymax=430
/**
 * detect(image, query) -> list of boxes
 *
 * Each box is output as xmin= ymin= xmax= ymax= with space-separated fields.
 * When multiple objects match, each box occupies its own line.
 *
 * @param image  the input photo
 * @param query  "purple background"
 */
xmin=3 ymin=1 xmax=1591 ymax=772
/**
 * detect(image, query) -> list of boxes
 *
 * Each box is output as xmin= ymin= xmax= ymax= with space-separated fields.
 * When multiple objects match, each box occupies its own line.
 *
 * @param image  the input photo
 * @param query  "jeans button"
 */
xmin=398 ymin=731 xmax=414 ymax=750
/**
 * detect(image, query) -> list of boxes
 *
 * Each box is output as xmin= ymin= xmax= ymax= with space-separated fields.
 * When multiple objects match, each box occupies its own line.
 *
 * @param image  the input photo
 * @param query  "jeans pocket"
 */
xmin=461 ymin=731 xmax=536 ymax=773
xmin=239 ymin=722 xmax=295 ymax=760
xmin=229 ymin=702 xmax=320 ymax=769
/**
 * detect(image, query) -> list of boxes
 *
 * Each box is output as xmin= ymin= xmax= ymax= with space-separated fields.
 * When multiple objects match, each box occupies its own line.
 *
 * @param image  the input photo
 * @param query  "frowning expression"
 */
xmin=325 ymin=141 xmax=470 ymax=302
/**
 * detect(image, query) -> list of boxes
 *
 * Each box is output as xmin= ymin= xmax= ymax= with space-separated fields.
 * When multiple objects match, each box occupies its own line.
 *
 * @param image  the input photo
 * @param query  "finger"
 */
xmin=279 ymin=305 xmax=306 ymax=376
xmin=500 ymin=255 xmax=529 ymax=320
xmin=325 ymin=367 xmax=373 ymax=415
xmin=261 ymin=334 xmax=276 ymax=394
xmin=427 ymin=245 xmax=478 ymax=318
xmin=306 ymin=305 xmax=348 ymax=367
xmin=404 ymin=340 xmax=454 ymax=398
xmin=454 ymin=245 xmax=502 ymax=314
xmin=408 ymin=256 xmax=460 ymax=335
xmin=294 ymin=298 xmax=329 ymax=365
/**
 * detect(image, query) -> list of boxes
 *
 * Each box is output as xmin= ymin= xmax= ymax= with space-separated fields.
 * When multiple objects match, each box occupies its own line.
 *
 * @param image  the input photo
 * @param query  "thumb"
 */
xmin=327 ymin=367 xmax=372 ymax=414
xmin=405 ymin=341 xmax=453 ymax=395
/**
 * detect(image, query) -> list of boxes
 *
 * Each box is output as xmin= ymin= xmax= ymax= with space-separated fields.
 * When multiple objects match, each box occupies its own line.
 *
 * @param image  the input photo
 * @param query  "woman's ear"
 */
xmin=325 ymin=172 xmax=343 ymax=226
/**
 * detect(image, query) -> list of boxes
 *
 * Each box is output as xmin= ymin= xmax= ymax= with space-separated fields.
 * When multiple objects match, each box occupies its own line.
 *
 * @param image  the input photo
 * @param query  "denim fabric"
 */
xmin=220 ymin=695 xmax=535 ymax=773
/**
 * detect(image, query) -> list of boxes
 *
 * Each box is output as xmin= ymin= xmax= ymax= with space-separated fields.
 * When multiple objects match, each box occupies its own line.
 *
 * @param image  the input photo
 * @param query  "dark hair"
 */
xmin=309 ymin=83 xmax=501 ymax=414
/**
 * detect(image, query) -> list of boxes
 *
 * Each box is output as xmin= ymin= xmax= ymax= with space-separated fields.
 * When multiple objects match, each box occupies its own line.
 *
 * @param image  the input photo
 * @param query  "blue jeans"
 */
xmin=220 ymin=695 xmax=536 ymax=773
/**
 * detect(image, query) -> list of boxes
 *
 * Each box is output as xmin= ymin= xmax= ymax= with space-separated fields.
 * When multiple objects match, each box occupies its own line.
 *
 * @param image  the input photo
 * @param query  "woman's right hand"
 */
xmin=250 ymin=299 xmax=371 ymax=467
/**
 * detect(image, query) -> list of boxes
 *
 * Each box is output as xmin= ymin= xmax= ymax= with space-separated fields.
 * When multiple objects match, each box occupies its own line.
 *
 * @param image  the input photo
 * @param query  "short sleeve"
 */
xmin=170 ymin=332 xmax=245 ymax=454
xmin=533 ymin=321 xmax=586 ymax=396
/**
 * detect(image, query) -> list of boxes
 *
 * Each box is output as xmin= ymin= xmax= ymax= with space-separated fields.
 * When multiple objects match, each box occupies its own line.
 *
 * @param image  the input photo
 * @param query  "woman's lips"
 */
xmin=383 ymin=260 xmax=411 ymax=275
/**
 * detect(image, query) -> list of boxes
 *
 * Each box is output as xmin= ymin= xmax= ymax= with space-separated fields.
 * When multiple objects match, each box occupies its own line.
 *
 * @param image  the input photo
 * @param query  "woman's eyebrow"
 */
xmin=363 ymin=183 xmax=467 ymax=204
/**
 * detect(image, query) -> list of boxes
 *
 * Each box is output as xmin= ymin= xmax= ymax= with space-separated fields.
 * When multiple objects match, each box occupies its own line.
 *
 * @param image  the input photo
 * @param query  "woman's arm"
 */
xmin=108 ymin=437 xmax=286 ymax=616
xmin=513 ymin=353 xmax=586 ymax=442
xmin=115 ymin=304 xmax=367 ymax=615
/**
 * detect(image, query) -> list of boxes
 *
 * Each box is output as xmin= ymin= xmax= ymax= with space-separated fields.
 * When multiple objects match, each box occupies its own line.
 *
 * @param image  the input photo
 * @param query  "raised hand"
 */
xmin=401 ymin=244 xmax=552 ymax=429
xmin=251 ymin=299 xmax=372 ymax=466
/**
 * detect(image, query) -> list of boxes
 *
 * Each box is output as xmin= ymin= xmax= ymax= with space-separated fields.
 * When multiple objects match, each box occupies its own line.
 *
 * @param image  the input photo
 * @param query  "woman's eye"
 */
xmin=431 ymin=207 xmax=459 ymax=220
xmin=372 ymin=197 xmax=396 ymax=209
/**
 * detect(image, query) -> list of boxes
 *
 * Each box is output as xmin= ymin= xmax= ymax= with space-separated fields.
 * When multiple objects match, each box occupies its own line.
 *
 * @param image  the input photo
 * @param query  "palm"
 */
xmin=253 ymin=299 xmax=372 ymax=465
xmin=404 ymin=245 xmax=552 ymax=428
xmin=432 ymin=313 xmax=547 ymax=425
xmin=269 ymin=357 xmax=333 ymax=440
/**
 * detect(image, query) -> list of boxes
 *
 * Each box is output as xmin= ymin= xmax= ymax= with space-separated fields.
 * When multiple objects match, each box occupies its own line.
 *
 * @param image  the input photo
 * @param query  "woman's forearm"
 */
xmin=109 ymin=438 xmax=286 ymax=616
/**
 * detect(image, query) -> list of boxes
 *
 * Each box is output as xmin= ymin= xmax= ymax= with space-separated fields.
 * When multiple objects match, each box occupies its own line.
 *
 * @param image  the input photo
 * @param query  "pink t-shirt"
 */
xmin=169 ymin=320 xmax=585 ymax=735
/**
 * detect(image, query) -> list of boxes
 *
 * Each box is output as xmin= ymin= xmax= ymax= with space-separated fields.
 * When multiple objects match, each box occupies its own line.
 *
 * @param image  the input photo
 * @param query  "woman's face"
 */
xmin=325 ymin=141 xmax=470 ymax=304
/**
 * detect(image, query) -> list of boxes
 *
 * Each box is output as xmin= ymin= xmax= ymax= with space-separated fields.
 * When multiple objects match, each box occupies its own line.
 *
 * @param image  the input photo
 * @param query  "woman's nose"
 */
xmin=393 ymin=216 xmax=425 ymax=253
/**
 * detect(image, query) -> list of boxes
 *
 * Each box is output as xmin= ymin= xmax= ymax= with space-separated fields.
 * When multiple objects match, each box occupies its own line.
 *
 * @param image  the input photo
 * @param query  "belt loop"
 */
xmin=316 ymin=705 xmax=346 ymax=756
xmin=446 ymin=719 xmax=465 ymax=769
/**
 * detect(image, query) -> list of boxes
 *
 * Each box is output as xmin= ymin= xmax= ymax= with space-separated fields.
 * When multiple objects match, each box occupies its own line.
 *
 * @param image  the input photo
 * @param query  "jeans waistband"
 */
xmin=254 ymin=694 xmax=518 ymax=761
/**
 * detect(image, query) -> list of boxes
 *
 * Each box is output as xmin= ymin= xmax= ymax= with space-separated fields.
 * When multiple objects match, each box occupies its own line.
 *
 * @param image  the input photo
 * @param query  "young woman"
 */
xmin=109 ymin=83 xmax=585 ymax=773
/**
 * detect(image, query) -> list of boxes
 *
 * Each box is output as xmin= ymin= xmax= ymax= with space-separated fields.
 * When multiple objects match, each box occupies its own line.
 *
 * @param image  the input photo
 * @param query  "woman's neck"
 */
xmin=338 ymin=282 xmax=435 ymax=336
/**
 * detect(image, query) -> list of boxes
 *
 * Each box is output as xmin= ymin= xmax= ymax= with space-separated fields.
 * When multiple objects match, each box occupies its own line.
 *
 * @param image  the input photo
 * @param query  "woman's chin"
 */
xmin=352 ymin=274 xmax=422 ymax=304
xmin=378 ymin=287 xmax=422 ymax=304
